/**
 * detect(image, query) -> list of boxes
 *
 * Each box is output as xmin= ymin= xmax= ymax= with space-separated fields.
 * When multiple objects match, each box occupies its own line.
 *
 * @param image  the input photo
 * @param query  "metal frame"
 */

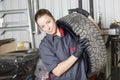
xmin=34 ymin=0 xmax=40 ymax=34
xmin=78 ymin=0 xmax=82 ymax=9
xmin=89 ymin=0 xmax=94 ymax=18
xmin=27 ymin=0 xmax=36 ymax=48
xmin=78 ymin=0 xmax=94 ymax=18
xmin=0 ymin=26 xmax=29 ymax=31
xmin=0 ymin=9 xmax=27 ymax=17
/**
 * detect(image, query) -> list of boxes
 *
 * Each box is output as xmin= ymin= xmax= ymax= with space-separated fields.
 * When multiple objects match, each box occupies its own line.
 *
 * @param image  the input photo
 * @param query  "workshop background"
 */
xmin=0 ymin=0 xmax=120 ymax=80
xmin=0 ymin=0 xmax=120 ymax=47
xmin=1 ymin=0 xmax=120 ymax=47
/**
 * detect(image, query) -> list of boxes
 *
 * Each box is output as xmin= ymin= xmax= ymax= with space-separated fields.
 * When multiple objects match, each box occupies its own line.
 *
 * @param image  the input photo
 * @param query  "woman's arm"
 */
xmin=52 ymin=37 xmax=88 ymax=77
xmin=52 ymin=55 xmax=78 ymax=77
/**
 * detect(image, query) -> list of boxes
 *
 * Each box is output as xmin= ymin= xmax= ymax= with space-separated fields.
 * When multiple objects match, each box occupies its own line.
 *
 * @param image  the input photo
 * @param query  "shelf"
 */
xmin=0 ymin=25 xmax=29 ymax=31
xmin=0 ymin=0 xmax=37 ymax=48
xmin=0 ymin=9 xmax=27 ymax=17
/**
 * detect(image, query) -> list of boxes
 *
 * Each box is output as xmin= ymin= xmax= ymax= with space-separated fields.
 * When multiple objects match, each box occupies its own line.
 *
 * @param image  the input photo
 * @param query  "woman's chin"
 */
xmin=47 ymin=31 xmax=55 ymax=35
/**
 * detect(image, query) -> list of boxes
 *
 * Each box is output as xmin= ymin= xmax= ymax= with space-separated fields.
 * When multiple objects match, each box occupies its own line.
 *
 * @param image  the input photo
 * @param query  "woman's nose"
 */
xmin=46 ymin=25 xmax=50 ymax=30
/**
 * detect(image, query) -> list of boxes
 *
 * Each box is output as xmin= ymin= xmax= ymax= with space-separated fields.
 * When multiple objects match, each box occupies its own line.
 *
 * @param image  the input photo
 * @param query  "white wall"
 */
xmin=83 ymin=0 xmax=120 ymax=28
xmin=0 ymin=1 xmax=2 ymax=10
xmin=38 ymin=0 xmax=78 ymax=20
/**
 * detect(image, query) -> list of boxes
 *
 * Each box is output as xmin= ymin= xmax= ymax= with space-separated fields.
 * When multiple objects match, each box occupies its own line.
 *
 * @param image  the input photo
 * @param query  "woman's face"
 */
xmin=37 ymin=14 xmax=57 ymax=35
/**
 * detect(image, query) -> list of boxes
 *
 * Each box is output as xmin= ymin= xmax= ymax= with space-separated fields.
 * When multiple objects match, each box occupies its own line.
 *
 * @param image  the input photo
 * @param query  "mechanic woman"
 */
xmin=35 ymin=9 xmax=89 ymax=80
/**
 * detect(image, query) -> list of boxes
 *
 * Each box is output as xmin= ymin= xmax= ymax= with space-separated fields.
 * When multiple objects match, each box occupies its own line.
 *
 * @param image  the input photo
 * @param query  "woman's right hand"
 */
xmin=73 ymin=37 xmax=89 ymax=58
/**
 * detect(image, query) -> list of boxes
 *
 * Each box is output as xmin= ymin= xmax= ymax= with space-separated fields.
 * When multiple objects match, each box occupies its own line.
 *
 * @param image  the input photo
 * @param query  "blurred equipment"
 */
xmin=0 ymin=38 xmax=31 ymax=54
xmin=0 ymin=50 xmax=39 ymax=80
xmin=104 ymin=20 xmax=120 ymax=48
xmin=104 ymin=20 xmax=120 ymax=80
xmin=0 ymin=38 xmax=15 ymax=46
xmin=103 ymin=20 xmax=120 ymax=35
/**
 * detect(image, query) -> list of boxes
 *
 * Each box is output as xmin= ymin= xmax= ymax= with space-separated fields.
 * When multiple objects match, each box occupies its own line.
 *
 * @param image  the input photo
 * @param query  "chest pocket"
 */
xmin=54 ymin=37 xmax=70 ymax=61
xmin=53 ymin=32 xmax=76 ymax=61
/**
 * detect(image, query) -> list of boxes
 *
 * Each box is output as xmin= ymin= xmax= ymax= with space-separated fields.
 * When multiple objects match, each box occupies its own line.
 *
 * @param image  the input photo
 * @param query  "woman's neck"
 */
xmin=54 ymin=27 xmax=61 ymax=36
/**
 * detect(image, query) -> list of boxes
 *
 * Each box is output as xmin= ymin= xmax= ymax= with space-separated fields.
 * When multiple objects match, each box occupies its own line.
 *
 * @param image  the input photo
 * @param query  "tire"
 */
xmin=57 ymin=13 xmax=107 ymax=76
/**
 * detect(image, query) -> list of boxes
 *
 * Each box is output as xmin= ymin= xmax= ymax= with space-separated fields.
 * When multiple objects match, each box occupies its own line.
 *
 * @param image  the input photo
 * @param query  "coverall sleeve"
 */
xmin=39 ymin=42 xmax=60 ymax=73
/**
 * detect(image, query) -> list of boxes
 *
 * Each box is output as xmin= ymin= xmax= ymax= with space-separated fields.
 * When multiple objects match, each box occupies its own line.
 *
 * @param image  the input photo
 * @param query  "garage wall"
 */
xmin=0 ymin=0 xmax=120 ymax=48
xmin=38 ymin=0 xmax=78 ymax=20
xmin=0 ymin=0 xmax=29 ymax=41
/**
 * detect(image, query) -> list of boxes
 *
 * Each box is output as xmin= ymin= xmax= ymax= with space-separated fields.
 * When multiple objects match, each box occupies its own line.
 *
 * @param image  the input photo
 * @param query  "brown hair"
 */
xmin=34 ymin=9 xmax=55 ymax=23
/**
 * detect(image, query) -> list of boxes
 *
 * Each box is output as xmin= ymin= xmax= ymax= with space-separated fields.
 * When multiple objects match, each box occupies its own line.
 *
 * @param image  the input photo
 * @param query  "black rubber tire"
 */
xmin=57 ymin=13 xmax=107 ymax=76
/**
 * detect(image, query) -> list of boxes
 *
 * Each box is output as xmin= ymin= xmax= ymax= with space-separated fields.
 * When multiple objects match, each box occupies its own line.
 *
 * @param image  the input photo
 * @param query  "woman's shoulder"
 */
xmin=39 ymin=36 xmax=48 ymax=46
xmin=39 ymin=35 xmax=53 ymax=48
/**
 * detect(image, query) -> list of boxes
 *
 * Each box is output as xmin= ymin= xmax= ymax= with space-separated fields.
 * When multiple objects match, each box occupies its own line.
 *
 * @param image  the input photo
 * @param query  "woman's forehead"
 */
xmin=37 ymin=15 xmax=51 ymax=23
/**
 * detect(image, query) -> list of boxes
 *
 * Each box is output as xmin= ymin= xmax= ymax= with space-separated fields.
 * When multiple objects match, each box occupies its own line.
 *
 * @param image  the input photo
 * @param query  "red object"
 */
xmin=89 ymin=75 xmax=97 ymax=80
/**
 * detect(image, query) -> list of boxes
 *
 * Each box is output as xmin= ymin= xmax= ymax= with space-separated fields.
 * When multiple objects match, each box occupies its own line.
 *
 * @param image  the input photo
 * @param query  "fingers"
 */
xmin=79 ymin=38 xmax=89 ymax=43
xmin=75 ymin=35 xmax=80 ymax=42
xmin=79 ymin=38 xmax=89 ymax=46
xmin=82 ymin=44 xmax=90 ymax=49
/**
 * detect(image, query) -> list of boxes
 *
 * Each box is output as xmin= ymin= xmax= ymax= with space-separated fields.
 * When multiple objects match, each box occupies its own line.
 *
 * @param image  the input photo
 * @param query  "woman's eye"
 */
xmin=47 ymin=20 xmax=50 ymax=23
xmin=41 ymin=26 xmax=45 ymax=29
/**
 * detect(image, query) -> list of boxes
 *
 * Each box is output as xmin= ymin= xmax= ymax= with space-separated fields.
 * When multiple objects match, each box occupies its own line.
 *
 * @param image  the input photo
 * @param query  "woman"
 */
xmin=35 ymin=9 xmax=88 ymax=80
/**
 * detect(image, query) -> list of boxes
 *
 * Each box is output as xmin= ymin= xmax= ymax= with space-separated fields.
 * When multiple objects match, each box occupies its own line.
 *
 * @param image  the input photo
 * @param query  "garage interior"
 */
xmin=0 ymin=0 xmax=120 ymax=80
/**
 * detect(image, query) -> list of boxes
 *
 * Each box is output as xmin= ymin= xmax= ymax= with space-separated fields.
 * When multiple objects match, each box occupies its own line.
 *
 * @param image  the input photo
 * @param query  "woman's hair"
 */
xmin=35 ymin=9 xmax=55 ymax=23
